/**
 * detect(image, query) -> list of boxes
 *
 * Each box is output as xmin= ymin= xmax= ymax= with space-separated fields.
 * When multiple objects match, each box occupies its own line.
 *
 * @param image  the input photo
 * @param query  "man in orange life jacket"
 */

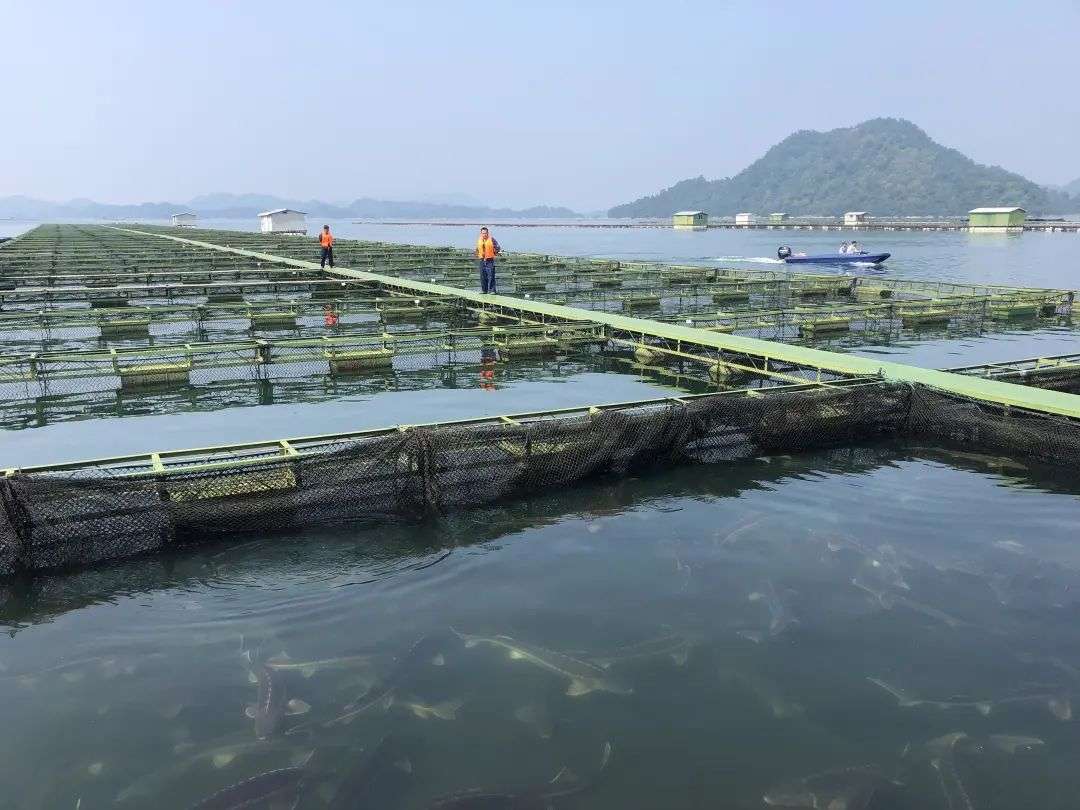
xmin=476 ymin=227 xmax=500 ymax=293
xmin=319 ymin=225 xmax=334 ymax=269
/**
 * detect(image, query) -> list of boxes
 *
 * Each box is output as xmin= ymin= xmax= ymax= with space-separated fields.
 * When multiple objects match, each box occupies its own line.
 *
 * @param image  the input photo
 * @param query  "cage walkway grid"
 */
xmin=1 ymin=225 xmax=1079 ymax=576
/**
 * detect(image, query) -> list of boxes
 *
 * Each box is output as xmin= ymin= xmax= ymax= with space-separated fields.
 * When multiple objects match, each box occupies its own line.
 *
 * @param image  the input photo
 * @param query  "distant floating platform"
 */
xmin=351 ymin=220 xmax=1080 ymax=233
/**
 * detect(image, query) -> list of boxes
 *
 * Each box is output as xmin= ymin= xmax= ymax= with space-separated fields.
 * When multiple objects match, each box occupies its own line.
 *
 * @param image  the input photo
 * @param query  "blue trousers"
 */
xmin=480 ymin=258 xmax=497 ymax=293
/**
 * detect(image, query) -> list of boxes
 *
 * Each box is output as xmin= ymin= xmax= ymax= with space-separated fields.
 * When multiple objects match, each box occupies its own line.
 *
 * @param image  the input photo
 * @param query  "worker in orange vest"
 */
xmin=475 ymin=226 xmax=500 ymax=293
xmin=319 ymin=225 xmax=335 ymax=269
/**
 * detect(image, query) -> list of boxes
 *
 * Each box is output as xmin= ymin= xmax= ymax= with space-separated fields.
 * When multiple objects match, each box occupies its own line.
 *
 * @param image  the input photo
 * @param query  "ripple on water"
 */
xmin=3 ymin=444 xmax=1080 ymax=808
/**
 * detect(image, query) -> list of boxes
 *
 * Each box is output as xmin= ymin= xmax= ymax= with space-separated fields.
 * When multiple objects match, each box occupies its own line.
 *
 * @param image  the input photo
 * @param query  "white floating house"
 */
xmin=257 ymin=208 xmax=307 ymax=235
xmin=735 ymin=212 xmax=755 ymax=226
xmin=171 ymin=212 xmax=196 ymax=227
xmin=843 ymin=211 xmax=869 ymax=226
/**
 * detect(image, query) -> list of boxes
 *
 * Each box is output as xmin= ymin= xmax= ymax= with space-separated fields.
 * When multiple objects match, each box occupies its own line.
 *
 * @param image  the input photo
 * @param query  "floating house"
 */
xmin=843 ymin=211 xmax=868 ymax=226
xmin=769 ymin=213 xmax=788 ymax=224
xmin=735 ymin=213 xmax=755 ymax=226
xmin=171 ymin=212 xmax=196 ymax=227
xmin=257 ymin=208 xmax=307 ymax=235
xmin=672 ymin=211 xmax=708 ymax=230
xmin=968 ymin=207 xmax=1026 ymax=233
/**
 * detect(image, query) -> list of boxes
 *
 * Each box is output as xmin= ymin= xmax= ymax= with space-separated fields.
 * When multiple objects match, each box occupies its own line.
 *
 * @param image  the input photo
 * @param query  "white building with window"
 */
xmin=257 ymin=209 xmax=307 ymax=235
xmin=171 ymin=212 xmax=196 ymax=227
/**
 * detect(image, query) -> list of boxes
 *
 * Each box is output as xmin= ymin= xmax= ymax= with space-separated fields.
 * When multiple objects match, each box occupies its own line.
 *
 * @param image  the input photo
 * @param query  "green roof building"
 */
xmin=969 ymin=207 xmax=1026 ymax=232
xmin=673 ymin=211 xmax=708 ymax=230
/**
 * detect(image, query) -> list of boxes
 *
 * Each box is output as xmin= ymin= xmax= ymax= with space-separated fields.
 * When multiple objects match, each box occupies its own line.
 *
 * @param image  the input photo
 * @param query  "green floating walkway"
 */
xmin=113 ymin=226 xmax=1080 ymax=420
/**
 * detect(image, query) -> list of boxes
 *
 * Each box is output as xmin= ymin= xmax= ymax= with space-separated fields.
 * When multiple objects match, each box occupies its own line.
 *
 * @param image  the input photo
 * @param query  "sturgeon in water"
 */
xmin=326 ymin=735 xmax=414 ymax=810
xmin=426 ymin=741 xmax=613 ymax=809
xmin=987 ymin=734 xmax=1045 ymax=754
xmin=265 ymin=653 xmax=381 ymax=679
xmin=392 ymin=695 xmax=465 ymax=721
xmin=246 ymin=665 xmax=310 ymax=739
xmin=452 ymin=630 xmax=632 ymax=697
xmin=189 ymin=758 xmax=311 ymax=810
xmin=117 ymin=739 xmax=311 ymax=804
xmin=867 ymin=678 xmax=993 ymax=716
xmin=741 ymin=580 xmax=799 ymax=642
xmin=869 ymin=677 xmax=1071 ymax=720
xmin=762 ymin=765 xmax=899 ymax=809
xmin=321 ymin=631 xmax=450 ymax=728
xmin=583 ymin=634 xmax=695 ymax=669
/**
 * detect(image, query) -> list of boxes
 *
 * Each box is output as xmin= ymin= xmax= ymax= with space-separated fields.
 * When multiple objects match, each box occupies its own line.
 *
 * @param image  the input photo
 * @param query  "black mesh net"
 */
xmin=0 ymin=382 xmax=910 ymax=575
xmin=906 ymin=385 xmax=1080 ymax=468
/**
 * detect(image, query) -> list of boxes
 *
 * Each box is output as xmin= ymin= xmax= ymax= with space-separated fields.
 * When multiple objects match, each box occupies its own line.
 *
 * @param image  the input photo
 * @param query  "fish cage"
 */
xmin=1 ymin=224 xmax=1079 ymax=576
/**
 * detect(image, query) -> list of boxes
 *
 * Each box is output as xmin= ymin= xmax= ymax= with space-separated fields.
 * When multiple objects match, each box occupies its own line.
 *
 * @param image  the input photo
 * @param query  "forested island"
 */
xmin=611 ymin=118 xmax=1075 ymax=218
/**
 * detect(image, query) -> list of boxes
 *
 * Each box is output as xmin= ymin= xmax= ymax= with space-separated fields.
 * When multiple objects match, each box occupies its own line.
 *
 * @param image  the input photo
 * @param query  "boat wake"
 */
xmin=713 ymin=256 xmax=784 ymax=264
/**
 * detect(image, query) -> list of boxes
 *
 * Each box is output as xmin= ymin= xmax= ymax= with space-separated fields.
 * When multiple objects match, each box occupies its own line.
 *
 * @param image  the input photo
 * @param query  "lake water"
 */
xmin=1 ymin=221 xmax=1079 ymax=808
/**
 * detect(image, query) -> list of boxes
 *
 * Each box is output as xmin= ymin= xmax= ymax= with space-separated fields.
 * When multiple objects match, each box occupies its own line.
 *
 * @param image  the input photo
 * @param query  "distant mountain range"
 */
xmin=610 ymin=118 xmax=1077 ymax=218
xmin=1062 ymin=177 xmax=1080 ymax=197
xmin=0 ymin=193 xmax=581 ymax=221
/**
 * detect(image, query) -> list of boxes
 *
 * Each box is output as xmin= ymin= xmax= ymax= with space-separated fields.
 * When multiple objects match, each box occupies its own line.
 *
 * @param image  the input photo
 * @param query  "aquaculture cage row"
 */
xmin=1 ymin=224 xmax=1079 ymax=576
xmin=3 ymin=224 xmax=1077 ymax=403
xmin=1 ymin=224 xmax=1074 ymax=368
xmin=5 ymin=378 xmax=1080 ymax=576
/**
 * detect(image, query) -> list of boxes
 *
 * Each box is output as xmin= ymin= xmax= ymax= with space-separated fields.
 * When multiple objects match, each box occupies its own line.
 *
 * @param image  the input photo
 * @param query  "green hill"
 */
xmin=610 ymin=118 xmax=1073 ymax=218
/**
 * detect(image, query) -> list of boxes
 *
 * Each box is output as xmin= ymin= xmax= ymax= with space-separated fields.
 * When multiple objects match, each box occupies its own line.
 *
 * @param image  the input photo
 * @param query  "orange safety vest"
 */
xmin=320 ymin=232 xmax=334 ymax=248
xmin=476 ymin=236 xmax=496 ymax=260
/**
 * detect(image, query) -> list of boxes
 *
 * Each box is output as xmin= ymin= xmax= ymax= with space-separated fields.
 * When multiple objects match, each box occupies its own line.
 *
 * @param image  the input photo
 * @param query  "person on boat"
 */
xmin=839 ymin=241 xmax=850 ymax=254
xmin=849 ymin=240 xmax=863 ymax=254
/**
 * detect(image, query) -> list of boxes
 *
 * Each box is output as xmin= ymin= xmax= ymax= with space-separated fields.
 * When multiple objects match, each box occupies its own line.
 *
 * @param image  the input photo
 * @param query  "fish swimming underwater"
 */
xmin=867 ymin=678 xmax=993 ymax=716
xmin=426 ymin=741 xmax=613 ymax=809
xmin=763 ymin=765 xmax=899 ymax=809
xmin=852 ymin=579 xmax=963 ymax=628
xmin=321 ymin=631 xmax=450 ymax=728
xmin=265 ymin=653 xmax=381 ymax=680
xmin=584 ymin=633 xmax=694 ymax=670
xmin=869 ymin=677 xmax=1072 ymax=721
xmin=325 ymin=735 xmax=415 ymax=810
xmin=740 ymin=580 xmax=799 ymax=642
xmin=117 ymin=738 xmax=311 ymax=804
xmin=246 ymin=665 xmax=310 ymax=739
xmin=452 ymin=630 xmax=632 ymax=697
xmin=512 ymin=704 xmax=555 ymax=740
xmin=986 ymin=734 xmax=1044 ymax=754
xmin=392 ymin=695 xmax=464 ymax=721
xmin=718 ymin=665 xmax=805 ymax=720
xmin=188 ymin=757 xmax=311 ymax=810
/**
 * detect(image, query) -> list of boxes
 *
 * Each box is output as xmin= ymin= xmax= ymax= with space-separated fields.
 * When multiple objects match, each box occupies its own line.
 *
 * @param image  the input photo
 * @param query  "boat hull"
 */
xmin=784 ymin=253 xmax=890 ymax=265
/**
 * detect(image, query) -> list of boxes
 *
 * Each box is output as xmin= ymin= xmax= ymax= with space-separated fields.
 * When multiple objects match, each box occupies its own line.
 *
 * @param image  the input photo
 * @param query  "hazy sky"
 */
xmin=3 ymin=1 xmax=1078 ymax=210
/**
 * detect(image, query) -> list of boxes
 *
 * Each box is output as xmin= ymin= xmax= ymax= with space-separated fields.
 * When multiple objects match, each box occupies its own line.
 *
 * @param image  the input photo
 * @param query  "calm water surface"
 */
xmin=3 ymin=447 xmax=1080 ymax=808
xmin=2 ymin=220 xmax=1079 ymax=808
